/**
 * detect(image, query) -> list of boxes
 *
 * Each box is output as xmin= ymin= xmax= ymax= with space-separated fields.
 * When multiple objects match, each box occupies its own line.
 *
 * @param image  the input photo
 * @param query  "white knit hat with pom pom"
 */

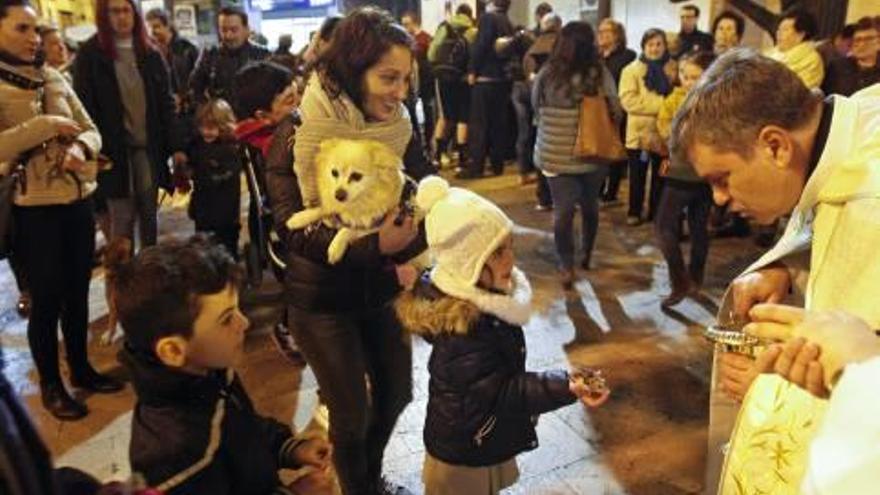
xmin=416 ymin=176 xmax=514 ymax=292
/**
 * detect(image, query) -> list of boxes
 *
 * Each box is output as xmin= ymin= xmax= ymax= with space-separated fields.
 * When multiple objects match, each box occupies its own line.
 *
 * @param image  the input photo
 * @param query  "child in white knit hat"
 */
xmin=396 ymin=176 xmax=610 ymax=495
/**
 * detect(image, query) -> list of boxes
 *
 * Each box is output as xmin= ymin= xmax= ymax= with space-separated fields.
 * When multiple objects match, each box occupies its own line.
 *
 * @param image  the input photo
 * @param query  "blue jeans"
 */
xmin=511 ymin=81 xmax=535 ymax=175
xmin=547 ymin=169 xmax=608 ymax=270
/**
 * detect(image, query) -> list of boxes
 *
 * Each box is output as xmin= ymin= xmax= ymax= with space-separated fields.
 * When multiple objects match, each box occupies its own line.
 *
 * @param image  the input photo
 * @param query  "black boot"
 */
xmin=70 ymin=367 xmax=124 ymax=393
xmin=41 ymin=383 xmax=88 ymax=421
xmin=433 ymin=136 xmax=450 ymax=164
xmin=661 ymin=270 xmax=691 ymax=308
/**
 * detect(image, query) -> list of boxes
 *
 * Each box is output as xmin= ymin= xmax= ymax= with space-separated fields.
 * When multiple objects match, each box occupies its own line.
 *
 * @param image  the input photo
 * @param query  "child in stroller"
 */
xmin=233 ymin=61 xmax=304 ymax=363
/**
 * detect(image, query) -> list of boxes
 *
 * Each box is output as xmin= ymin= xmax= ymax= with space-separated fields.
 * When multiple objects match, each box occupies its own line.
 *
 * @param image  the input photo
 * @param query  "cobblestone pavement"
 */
xmin=0 ymin=170 xmax=765 ymax=494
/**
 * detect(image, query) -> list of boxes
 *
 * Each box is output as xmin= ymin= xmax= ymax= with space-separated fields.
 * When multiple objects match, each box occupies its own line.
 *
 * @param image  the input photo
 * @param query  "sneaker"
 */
xmin=626 ymin=216 xmax=642 ymax=226
xmin=271 ymin=322 xmax=306 ymax=364
xmin=534 ymin=203 xmax=553 ymax=212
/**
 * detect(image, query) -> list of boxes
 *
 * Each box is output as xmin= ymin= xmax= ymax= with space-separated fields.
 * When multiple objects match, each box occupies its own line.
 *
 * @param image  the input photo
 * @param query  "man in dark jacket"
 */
xmin=458 ymin=0 xmax=516 ymax=179
xmin=676 ymin=4 xmax=714 ymax=57
xmin=116 ymin=236 xmax=331 ymax=495
xmin=145 ymin=8 xmax=200 ymax=116
xmin=823 ymin=16 xmax=880 ymax=96
xmin=189 ymin=6 xmax=269 ymax=107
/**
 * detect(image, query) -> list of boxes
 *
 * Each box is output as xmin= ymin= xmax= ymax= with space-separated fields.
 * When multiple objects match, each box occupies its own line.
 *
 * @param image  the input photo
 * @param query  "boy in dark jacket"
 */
xmin=113 ymin=235 xmax=331 ymax=495
xmin=396 ymin=177 xmax=610 ymax=494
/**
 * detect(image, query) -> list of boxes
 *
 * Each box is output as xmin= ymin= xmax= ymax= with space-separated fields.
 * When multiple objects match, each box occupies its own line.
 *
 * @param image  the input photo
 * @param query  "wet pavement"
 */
xmin=0 ymin=170 xmax=765 ymax=494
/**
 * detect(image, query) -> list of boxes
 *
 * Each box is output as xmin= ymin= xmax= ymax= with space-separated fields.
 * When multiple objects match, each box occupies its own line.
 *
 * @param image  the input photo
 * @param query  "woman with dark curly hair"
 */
xmin=265 ymin=7 xmax=433 ymax=495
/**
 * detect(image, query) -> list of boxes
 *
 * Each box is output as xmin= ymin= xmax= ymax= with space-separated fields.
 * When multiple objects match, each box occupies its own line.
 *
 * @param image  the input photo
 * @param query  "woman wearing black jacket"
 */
xmin=73 ymin=0 xmax=182 ymax=248
xmin=264 ymin=8 xmax=433 ymax=495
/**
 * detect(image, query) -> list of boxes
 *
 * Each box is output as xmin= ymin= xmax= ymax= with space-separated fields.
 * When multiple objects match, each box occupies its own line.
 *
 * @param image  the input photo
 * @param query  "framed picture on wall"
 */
xmin=174 ymin=4 xmax=198 ymax=38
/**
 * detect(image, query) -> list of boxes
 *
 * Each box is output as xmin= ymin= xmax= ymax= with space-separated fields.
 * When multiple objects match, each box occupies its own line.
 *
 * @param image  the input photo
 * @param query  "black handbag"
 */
xmin=0 ymin=165 xmax=22 ymax=260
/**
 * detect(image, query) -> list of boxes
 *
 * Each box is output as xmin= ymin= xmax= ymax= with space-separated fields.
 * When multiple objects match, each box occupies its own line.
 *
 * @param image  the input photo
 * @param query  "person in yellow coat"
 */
xmin=670 ymin=48 xmax=880 ymax=494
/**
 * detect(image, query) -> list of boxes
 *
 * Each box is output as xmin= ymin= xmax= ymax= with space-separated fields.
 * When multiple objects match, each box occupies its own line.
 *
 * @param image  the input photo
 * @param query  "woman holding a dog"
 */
xmin=0 ymin=0 xmax=123 ymax=421
xmin=265 ymin=7 xmax=433 ymax=495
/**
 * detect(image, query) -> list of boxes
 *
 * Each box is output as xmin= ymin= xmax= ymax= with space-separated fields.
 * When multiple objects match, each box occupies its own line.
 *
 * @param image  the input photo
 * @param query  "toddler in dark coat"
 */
xmin=396 ymin=177 xmax=610 ymax=495
xmin=187 ymin=99 xmax=243 ymax=259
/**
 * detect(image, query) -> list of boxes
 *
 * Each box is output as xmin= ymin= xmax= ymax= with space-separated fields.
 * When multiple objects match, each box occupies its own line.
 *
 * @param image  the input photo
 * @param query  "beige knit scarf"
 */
xmin=293 ymin=73 xmax=412 ymax=207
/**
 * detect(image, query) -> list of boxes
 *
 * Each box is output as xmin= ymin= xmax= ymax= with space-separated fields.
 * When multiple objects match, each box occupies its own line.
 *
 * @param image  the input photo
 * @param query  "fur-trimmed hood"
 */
xmin=395 ymin=267 xmax=532 ymax=336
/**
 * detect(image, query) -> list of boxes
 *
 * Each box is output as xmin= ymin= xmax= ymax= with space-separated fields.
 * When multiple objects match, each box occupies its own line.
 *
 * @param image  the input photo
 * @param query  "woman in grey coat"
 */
xmin=532 ymin=21 xmax=622 ymax=289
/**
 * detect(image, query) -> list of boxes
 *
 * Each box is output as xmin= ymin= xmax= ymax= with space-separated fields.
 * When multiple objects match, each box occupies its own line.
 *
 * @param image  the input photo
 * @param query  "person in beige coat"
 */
xmin=619 ymin=28 xmax=674 ymax=226
xmin=0 ymin=0 xmax=122 ymax=421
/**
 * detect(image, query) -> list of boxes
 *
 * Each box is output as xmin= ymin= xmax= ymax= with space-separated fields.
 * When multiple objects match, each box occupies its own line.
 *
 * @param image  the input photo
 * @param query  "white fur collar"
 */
xmin=431 ymin=267 xmax=533 ymax=325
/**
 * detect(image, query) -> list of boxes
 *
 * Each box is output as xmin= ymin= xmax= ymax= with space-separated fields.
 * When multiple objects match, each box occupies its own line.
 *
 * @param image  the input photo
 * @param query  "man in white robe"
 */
xmin=670 ymin=48 xmax=880 ymax=494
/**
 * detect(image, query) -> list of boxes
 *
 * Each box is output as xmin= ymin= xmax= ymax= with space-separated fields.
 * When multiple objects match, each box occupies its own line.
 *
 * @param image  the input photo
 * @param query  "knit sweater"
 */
xmin=532 ymin=65 xmax=622 ymax=175
xmin=766 ymin=41 xmax=825 ymax=90
xmin=0 ymin=60 xmax=101 ymax=206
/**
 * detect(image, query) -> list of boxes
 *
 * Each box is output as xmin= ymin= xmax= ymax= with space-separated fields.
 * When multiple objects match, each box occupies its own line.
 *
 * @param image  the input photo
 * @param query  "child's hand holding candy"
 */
xmin=569 ymin=367 xmax=611 ymax=408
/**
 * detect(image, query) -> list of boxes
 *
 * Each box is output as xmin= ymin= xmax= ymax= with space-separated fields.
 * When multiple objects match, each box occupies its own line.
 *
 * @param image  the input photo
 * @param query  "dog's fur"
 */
xmin=100 ymin=237 xmax=132 ymax=346
xmin=286 ymin=139 xmax=407 ymax=264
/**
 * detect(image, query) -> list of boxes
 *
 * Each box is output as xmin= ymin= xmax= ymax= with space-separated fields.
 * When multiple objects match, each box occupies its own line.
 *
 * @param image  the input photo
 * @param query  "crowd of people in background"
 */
xmin=2 ymin=0 xmax=880 ymax=494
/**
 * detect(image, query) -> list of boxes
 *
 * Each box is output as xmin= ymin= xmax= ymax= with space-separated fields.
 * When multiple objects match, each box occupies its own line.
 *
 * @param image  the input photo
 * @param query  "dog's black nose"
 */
xmin=335 ymin=189 xmax=348 ymax=202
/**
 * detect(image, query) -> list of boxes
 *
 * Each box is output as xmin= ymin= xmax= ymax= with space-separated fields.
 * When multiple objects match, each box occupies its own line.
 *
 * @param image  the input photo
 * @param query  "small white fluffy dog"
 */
xmin=286 ymin=138 xmax=410 ymax=264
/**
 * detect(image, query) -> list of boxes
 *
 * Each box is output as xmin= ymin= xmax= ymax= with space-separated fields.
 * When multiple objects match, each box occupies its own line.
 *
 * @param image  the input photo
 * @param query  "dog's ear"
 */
xmin=365 ymin=141 xmax=402 ymax=171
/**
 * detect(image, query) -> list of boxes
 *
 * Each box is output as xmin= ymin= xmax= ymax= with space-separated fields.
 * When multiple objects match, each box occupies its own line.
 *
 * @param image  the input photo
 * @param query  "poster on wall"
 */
xmin=174 ymin=4 xmax=198 ymax=38
xmin=140 ymin=0 xmax=164 ymax=13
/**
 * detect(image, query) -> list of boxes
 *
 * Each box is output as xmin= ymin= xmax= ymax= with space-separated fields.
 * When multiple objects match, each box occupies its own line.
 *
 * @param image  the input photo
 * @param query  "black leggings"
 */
xmin=288 ymin=304 xmax=413 ymax=495
xmin=13 ymin=199 xmax=96 ymax=386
